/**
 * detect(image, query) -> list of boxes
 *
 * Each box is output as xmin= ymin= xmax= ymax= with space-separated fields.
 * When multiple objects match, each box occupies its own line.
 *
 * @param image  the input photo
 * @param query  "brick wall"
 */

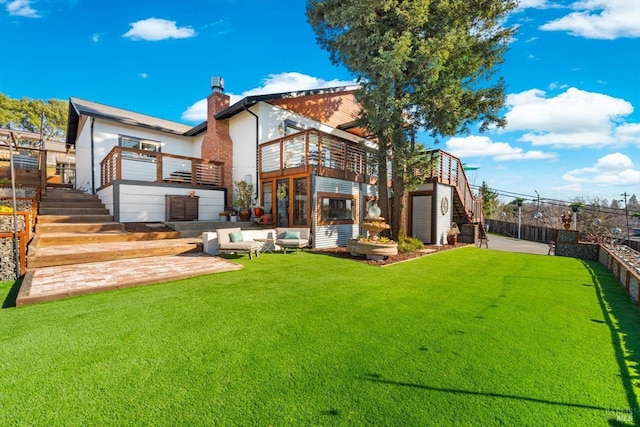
xmin=202 ymin=92 xmax=233 ymax=206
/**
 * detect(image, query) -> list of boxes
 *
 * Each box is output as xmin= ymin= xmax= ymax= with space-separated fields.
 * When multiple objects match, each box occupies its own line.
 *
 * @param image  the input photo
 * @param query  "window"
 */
xmin=119 ymin=135 xmax=161 ymax=152
xmin=293 ymin=178 xmax=307 ymax=225
xmin=319 ymin=194 xmax=356 ymax=223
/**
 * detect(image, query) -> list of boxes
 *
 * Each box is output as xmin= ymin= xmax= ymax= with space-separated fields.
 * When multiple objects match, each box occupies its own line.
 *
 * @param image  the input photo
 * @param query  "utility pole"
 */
xmin=622 ymin=192 xmax=630 ymax=244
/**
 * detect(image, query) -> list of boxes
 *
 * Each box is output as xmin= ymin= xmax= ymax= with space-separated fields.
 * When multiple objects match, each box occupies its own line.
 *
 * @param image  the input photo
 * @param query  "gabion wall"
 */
xmin=0 ymin=187 xmax=37 ymax=198
xmin=0 ymin=215 xmax=27 ymax=282
xmin=0 ymin=236 xmax=19 ymax=281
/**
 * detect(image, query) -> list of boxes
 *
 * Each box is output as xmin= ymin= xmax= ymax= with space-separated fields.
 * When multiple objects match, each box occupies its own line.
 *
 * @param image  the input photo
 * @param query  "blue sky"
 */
xmin=1 ymin=0 xmax=639 ymax=204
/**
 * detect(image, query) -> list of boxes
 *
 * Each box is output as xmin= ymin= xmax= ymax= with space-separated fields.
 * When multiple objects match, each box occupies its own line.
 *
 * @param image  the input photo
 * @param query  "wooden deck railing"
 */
xmin=258 ymin=129 xmax=377 ymax=183
xmin=429 ymin=150 xmax=483 ymax=224
xmin=99 ymin=146 xmax=224 ymax=188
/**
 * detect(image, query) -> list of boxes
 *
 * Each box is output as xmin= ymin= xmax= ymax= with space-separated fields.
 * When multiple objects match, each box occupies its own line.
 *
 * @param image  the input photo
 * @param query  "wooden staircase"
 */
xmin=28 ymin=188 xmax=201 ymax=268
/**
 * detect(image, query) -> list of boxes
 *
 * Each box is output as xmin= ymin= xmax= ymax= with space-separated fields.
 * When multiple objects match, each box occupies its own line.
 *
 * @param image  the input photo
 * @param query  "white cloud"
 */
xmin=540 ymin=0 xmax=640 ymax=39
xmin=445 ymin=135 xmax=557 ymax=161
xmin=516 ymin=0 xmax=554 ymax=10
xmin=4 ymin=0 xmax=39 ymax=17
xmin=92 ymin=33 xmax=100 ymax=43
xmin=140 ymin=73 xmax=148 ymax=79
xmin=563 ymin=153 xmax=640 ymax=185
xmin=181 ymin=72 xmax=356 ymax=122
xmin=503 ymin=87 xmax=637 ymax=148
xmin=123 ymin=18 xmax=196 ymax=41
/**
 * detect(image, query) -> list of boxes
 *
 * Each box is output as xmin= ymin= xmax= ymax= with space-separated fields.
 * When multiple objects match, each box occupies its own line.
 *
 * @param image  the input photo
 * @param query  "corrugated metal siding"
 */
xmin=315 ymin=176 xmax=360 ymax=194
xmin=313 ymin=176 xmax=360 ymax=248
xmin=315 ymin=224 xmax=359 ymax=248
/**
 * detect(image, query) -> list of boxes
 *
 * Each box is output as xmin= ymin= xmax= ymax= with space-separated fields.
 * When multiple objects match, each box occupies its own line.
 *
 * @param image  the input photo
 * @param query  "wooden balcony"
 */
xmin=99 ymin=147 xmax=224 ymax=189
xmin=258 ymin=129 xmax=378 ymax=184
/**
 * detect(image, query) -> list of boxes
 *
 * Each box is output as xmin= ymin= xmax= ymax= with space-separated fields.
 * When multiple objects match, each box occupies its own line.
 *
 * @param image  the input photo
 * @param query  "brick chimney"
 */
xmin=201 ymin=77 xmax=233 ymax=206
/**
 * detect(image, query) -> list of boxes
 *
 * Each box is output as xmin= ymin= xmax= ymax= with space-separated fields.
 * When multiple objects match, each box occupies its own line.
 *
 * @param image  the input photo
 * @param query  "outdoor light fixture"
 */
xmin=278 ymin=122 xmax=285 ymax=136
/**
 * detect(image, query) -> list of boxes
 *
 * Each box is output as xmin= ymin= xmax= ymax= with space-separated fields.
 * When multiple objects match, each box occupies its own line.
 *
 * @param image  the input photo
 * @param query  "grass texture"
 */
xmin=1 ymin=248 xmax=639 ymax=426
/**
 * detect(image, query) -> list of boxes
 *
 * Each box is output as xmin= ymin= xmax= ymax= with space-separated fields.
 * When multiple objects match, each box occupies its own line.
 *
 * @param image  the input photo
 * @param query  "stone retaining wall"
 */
xmin=0 ymin=236 xmax=19 ymax=281
xmin=0 ymin=213 xmax=27 ymax=282
xmin=599 ymin=246 xmax=640 ymax=305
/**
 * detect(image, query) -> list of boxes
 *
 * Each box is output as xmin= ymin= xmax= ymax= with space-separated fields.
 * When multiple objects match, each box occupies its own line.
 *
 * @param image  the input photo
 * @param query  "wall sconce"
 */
xmin=278 ymin=122 xmax=285 ymax=136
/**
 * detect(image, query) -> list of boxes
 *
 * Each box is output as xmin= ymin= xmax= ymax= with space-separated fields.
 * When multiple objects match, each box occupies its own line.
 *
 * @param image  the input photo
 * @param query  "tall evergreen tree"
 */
xmin=307 ymin=0 xmax=517 ymax=238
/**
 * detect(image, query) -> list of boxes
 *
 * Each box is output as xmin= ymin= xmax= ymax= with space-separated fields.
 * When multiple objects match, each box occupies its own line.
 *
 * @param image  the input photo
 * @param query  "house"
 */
xmin=65 ymin=77 xmax=482 ymax=248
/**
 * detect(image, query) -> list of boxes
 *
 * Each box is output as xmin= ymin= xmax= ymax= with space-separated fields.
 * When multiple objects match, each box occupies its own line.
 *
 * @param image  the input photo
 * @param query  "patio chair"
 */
xmin=275 ymin=227 xmax=311 ymax=254
xmin=216 ymin=227 xmax=260 ymax=259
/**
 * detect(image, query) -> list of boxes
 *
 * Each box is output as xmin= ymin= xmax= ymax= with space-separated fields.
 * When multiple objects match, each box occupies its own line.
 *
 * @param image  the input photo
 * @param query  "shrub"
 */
xmin=0 ymin=205 xmax=13 ymax=213
xmin=398 ymin=236 xmax=424 ymax=253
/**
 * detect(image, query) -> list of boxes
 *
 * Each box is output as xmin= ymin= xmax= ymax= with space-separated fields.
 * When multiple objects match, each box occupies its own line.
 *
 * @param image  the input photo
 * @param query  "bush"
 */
xmin=398 ymin=236 xmax=424 ymax=253
xmin=0 ymin=205 xmax=13 ymax=213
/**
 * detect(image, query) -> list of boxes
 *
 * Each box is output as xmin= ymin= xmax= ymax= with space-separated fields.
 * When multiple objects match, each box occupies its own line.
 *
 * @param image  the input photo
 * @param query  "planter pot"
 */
xmin=219 ymin=214 xmax=229 ymax=222
xmin=229 ymin=215 xmax=238 ymax=222
xmin=447 ymin=234 xmax=458 ymax=245
xmin=239 ymin=209 xmax=252 ymax=221
xmin=254 ymin=207 xmax=264 ymax=218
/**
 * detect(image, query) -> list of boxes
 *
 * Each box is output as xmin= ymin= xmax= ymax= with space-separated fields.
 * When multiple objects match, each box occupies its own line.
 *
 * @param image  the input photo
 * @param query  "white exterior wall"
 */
xmin=114 ymin=183 xmax=224 ymax=222
xmin=74 ymin=118 xmax=94 ymax=193
xmin=434 ymin=183 xmax=453 ymax=245
xmin=83 ymin=118 xmax=202 ymax=194
xmin=97 ymin=186 xmax=114 ymax=216
xmin=229 ymin=111 xmax=258 ymax=186
xmin=255 ymin=103 xmax=363 ymax=145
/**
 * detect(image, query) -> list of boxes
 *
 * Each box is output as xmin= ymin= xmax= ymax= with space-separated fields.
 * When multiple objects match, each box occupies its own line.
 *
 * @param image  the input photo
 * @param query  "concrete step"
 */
xmin=36 ymin=230 xmax=182 ymax=246
xmin=36 ymin=222 xmax=125 ymax=234
xmin=28 ymin=237 xmax=202 ymax=268
xmin=37 ymin=214 xmax=115 ymax=224
xmin=39 ymin=207 xmax=111 ymax=216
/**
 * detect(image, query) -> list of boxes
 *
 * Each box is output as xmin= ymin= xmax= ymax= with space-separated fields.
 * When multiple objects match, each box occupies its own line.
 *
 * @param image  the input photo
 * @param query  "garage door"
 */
xmin=411 ymin=195 xmax=431 ymax=243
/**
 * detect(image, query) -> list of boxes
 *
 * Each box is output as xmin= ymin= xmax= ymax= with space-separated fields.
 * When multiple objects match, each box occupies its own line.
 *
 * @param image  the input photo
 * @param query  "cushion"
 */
xmin=229 ymin=231 xmax=244 ymax=243
xmin=284 ymin=231 xmax=300 ymax=239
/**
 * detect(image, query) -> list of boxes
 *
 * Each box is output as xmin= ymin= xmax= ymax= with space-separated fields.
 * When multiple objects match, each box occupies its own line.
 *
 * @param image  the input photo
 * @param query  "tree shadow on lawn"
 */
xmin=359 ymin=373 xmax=615 ymax=413
xmin=2 ymin=277 xmax=22 ymax=308
xmin=582 ymin=260 xmax=640 ymax=425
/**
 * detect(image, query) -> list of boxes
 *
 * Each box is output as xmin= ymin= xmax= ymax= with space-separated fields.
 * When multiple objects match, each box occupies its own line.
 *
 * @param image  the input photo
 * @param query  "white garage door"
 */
xmin=411 ymin=195 xmax=432 ymax=243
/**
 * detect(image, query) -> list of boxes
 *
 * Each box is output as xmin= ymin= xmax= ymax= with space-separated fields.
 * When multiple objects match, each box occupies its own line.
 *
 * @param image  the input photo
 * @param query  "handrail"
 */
xmin=99 ymin=146 xmax=224 ymax=188
xmin=429 ymin=150 xmax=483 ymax=224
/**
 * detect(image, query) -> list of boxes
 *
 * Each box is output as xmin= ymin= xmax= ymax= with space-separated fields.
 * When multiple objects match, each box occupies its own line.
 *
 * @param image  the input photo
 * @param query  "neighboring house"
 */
xmin=65 ymin=78 xmax=481 ymax=247
xmin=0 ymin=128 xmax=76 ymax=187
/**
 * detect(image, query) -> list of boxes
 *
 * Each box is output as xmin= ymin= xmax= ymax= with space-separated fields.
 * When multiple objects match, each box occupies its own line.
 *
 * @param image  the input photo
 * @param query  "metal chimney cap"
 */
xmin=211 ymin=76 xmax=225 ymax=93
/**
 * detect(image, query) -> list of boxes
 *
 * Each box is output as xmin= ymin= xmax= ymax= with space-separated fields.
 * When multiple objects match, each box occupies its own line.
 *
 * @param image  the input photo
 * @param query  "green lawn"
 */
xmin=1 ymin=248 xmax=639 ymax=426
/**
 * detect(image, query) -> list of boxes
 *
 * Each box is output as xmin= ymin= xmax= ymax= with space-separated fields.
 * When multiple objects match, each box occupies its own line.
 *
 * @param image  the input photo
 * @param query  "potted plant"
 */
xmin=233 ymin=180 xmax=254 ymax=221
xmin=229 ymin=210 xmax=238 ymax=222
xmin=447 ymin=222 xmax=460 ymax=245
xmin=218 ymin=211 xmax=229 ymax=222
xmin=570 ymin=201 xmax=584 ymax=213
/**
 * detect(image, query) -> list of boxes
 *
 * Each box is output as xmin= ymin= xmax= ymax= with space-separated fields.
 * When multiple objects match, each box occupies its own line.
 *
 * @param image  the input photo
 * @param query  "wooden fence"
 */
xmin=486 ymin=219 xmax=556 ymax=244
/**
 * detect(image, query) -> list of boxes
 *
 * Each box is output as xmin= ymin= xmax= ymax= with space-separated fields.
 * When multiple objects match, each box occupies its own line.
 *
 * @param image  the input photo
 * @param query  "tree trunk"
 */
xmin=391 ymin=172 xmax=406 ymax=240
